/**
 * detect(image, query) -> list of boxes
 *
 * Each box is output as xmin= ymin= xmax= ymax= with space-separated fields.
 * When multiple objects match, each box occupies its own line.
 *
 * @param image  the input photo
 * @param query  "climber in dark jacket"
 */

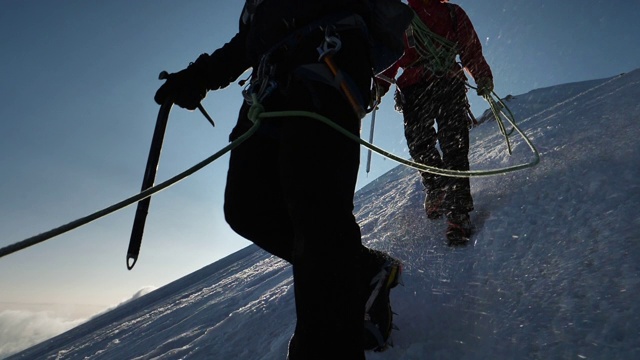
xmin=377 ymin=0 xmax=494 ymax=245
xmin=154 ymin=1 xmax=403 ymax=358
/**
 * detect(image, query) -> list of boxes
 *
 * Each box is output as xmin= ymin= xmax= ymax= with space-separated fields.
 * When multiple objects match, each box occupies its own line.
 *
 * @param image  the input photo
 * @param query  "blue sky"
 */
xmin=1 ymin=0 xmax=639 ymax=318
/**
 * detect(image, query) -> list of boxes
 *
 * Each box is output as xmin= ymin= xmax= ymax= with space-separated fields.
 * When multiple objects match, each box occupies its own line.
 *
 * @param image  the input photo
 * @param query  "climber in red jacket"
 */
xmin=377 ymin=0 xmax=494 ymax=245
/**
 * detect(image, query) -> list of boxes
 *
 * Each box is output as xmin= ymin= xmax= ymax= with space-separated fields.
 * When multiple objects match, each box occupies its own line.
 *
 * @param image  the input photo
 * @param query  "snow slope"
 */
xmin=5 ymin=69 xmax=640 ymax=360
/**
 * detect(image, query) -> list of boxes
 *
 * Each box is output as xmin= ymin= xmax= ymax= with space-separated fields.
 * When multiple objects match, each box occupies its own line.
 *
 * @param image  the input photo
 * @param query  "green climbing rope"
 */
xmin=0 ymin=118 xmax=262 ymax=259
xmin=1 ymin=90 xmax=539 ymax=259
xmin=408 ymin=12 xmax=459 ymax=75
xmin=255 ymin=109 xmax=539 ymax=179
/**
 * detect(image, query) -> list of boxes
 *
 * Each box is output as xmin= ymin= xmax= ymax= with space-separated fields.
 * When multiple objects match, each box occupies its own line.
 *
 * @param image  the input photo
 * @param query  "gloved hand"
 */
xmin=369 ymin=79 xmax=391 ymax=108
xmin=374 ymin=78 xmax=391 ymax=99
xmin=369 ymin=83 xmax=383 ymax=109
xmin=154 ymin=64 xmax=208 ymax=110
xmin=476 ymin=77 xmax=494 ymax=96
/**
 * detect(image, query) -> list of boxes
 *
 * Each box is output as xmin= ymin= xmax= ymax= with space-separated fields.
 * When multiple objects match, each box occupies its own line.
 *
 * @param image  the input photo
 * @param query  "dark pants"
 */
xmin=224 ymin=29 xmax=383 ymax=359
xmin=401 ymin=77 xmax=474 ymax=215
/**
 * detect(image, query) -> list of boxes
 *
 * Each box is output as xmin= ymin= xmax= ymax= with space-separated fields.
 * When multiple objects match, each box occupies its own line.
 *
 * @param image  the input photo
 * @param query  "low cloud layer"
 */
xmin=0 ymin=286 xmax=157 ymax=359
xmin=0 ymin=309 xmax=85 ymax=358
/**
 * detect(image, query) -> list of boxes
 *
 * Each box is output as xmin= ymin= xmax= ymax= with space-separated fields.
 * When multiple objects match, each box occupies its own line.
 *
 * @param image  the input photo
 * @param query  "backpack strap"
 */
xmin=242 ymin=0 xmax=266 ymax=24
xmin=446 ymin=3 xmax=458 ymax=41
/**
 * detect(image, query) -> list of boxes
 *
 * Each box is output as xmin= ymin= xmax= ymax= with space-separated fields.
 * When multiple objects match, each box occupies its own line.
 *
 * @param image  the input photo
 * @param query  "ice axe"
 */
xmin=126 ymin=71 xmax=213 ymax=270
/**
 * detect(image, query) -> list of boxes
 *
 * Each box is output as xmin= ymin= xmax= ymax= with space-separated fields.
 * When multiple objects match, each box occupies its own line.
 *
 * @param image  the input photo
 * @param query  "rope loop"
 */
xmin=248 ymin=94 xmax=265 ymax=123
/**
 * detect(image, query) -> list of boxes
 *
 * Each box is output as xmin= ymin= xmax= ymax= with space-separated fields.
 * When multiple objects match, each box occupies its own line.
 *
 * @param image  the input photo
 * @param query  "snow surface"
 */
xmin=5 ymin=69 xmax=640 ymax=359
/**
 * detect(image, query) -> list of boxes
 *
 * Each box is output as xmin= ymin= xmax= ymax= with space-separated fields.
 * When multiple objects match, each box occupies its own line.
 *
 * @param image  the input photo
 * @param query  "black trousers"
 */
xmin=224 ymin=29 xmax=382 ymax=359
xmin=401 ymin=77 xmax=474 ymax=215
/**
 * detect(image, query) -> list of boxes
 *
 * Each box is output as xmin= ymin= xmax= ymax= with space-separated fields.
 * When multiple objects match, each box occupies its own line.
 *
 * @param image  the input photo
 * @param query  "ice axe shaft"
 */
xmin=127 ymin=97 xmax=172 ymax=270
xmin=365 ymin=107 xmax=376 ymax=173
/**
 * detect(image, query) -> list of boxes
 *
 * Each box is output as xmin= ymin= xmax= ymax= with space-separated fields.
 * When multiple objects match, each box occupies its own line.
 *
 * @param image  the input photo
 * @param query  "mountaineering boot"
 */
xmin=363 ymin=256 xmax=403 ymax=352
xmin=446 ymin=212 xmax=473 ymax=246
xmin=424 ymin=188 xmax=446 ymax=219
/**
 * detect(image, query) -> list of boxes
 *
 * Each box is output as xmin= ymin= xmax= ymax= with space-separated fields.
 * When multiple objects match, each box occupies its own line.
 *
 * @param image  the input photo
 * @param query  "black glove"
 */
xmin=154 ymin=58 xmax=209 ymax=110
xmin=374 ymin=78 xmax=391 ymax=99
xmin=367 ymin=79 xmax=389 ymax=109
xmin=476 ymin=77 xmax=494 ymax=97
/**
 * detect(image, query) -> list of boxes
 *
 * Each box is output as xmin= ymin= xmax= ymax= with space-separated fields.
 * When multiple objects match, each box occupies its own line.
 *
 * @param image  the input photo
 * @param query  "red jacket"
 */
xmin=379 ymin=0 xmax=492 ymax=91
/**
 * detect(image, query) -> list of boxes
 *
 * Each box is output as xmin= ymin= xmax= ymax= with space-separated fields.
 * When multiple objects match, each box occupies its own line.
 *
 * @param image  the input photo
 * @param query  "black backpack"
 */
xmin=366 ymin=0 xmax=414 ymax=74
xmin=241 ymin=0 xmax=413 ymax=75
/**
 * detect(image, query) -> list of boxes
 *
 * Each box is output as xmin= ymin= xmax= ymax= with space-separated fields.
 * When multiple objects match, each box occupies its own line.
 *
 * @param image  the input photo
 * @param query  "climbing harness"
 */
xmin=318 ymin=24 xmax=368 ymax=119
xmin=241 ymin=40 xmax=278 ymax=107
xmin=242 ymin=12 xmax=370 ymax=119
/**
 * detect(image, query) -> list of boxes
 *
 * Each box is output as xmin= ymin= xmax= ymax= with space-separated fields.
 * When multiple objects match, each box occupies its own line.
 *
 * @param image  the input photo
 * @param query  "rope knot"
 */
xmin=247 ymin=93 xmax=265 ymax=123
xmin=248 ymin=102 xmax=265 ymax=123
